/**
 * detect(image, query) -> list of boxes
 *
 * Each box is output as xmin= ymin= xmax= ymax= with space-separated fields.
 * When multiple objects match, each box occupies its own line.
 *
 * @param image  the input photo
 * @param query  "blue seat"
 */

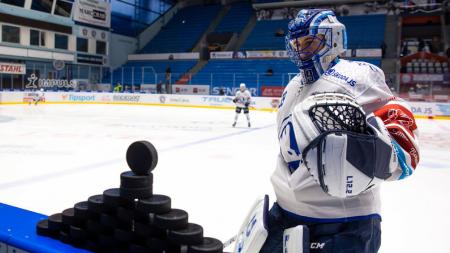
xmin=141 ymin=5 xmax=221 ymax=53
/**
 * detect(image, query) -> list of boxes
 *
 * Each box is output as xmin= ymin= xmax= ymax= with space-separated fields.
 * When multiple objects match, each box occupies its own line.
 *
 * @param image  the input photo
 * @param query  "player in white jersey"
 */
xmin=29 ymin=88 xmax=44 ymax=105
xmin=232 ymin=83 xmax=252 ymax=128
xmin=232 ymin=9 xmax=420 ymax=253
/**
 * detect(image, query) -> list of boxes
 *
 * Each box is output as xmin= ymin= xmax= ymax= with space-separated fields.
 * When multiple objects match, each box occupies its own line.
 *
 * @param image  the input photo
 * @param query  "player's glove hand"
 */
xmin=245 ymin=102 xmax=250 ymax=107
xmin=233 ymin=98 xmax=237 ymax=103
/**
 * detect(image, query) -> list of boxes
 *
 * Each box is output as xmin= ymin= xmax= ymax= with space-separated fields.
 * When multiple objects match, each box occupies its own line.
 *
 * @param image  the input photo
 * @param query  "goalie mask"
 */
xmin=286 ymin=9 xmax=347 ymax=85
xmin=292 ymin=93 xmax=393 ymax=198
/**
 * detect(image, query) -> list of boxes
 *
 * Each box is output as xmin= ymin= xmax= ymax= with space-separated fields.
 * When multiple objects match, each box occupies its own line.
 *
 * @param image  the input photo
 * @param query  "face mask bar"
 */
xmin=286 ymin=27 xmax=333 ymax=68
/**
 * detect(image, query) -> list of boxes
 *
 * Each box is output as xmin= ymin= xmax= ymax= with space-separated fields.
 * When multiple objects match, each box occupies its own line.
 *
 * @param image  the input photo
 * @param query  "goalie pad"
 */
xmin=283 ymin=225 xmax=310 ymax=253
xmin=292 ymin=93 xmax=394 ymax=198
xmin=233 ymin=195 xmax=269 ymax=253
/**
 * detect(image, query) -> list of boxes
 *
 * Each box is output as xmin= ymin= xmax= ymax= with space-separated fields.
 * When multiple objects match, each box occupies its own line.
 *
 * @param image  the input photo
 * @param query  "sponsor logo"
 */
xmin=159 ymin=96 xmax=166 ymax=104
xmin=99 ymin=95 xmax=111 ymax=102
xmin=113 ymin=95 xmax=140 ymax=102
xmin=271 ymin=99 xmax=280 ymax=109
xmin=26 ymin=74 xmax=76 ymax=89
xmin=261 ymin=86 xmax=284 ymax=97
xmin=63 ymin=94 xmax=95 ymax=102
xmin=310 ymin=242 xmax=326 ymax=249
xmin=23 ymin=93 xmax=45 ymax=102
xmin=411 ymin=106 xmax=433 ymax=115
xmin=169 ymin=97 xmax=190 ymax=103
xmin=0 ymin=63 xmax=26 ymax=74
xmin=211 ymin=87 xmax=257 ymax=96
xmin=201 ymin=97 xmax=233 ymax=104
xmin=63 ymin=94 xmax=96 ymax=102
xmin=346 ymin=176 xmax=353 ymax=194
xmin=436 ymin=104 xmax=450 ymax=115
xmin=283 ymin=234 xmax=290 ymax=253
xmin=324 ymin=69 xmax=357 ymax=86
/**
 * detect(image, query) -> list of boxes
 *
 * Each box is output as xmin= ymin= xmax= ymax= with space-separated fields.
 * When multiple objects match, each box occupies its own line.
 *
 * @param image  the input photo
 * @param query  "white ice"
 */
xmin=0 ymin=104 xmax=449 ymax=253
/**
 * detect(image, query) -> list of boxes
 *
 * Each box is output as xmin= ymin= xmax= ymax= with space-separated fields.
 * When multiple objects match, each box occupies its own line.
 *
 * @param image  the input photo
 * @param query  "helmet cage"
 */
xmin=286 ymin=27 xmax=333 ymax=69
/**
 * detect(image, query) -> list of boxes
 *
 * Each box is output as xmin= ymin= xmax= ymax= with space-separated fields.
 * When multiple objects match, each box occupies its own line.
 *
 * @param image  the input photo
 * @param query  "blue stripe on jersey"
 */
xmin=281 ymin=206 xmax=382 ymax=223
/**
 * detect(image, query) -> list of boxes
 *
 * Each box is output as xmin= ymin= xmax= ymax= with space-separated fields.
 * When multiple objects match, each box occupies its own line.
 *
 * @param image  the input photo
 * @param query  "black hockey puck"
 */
xmin=59 ymin=230 xmax=72 ymax=244
xmin=134 ymin=221 xmax=166 ymax=238
xmin=98 ymin=234 xmax=115 ymax=249
xmin=167 ymin=242 xmax=183 ymax=253
xmin=137 ymin=194 xmax=171 ymax=214
xmin=88 ymin=194 xmax=114 ymax=214
xmin=100 ymin=213 xmax=119 ymax=229
xmin=48 ymin=213 xmax=63 ymax=231
xmin=168 ymin=223 xmax=204 ymax=245
xmin=84 ymin=240 xmax=100 ymax=252
xmin=69 ymin=225 xmax=88 ymax=241
xmin=120 ymin=186 xmax=152 ymax=199
xmin=62 ymin=208 xmax=82 ymax=227
xmin=126 ymin=140 xmax=158 ymax=175
xmin=103 ymin=188 xmax=134 ymax=208
xmin=120 ymin=171 xmax=153 ymax=188
xmin=74 ymin=201 xmax=95 ymax=220
xmin=153 ymin=209 xmax=188 ymax=230
xmin=146 ymin=237 xmax=169 ymax=251
xmin=116 ymin=206 xmax=134 ymax=225
xmin=128 ymin=243 xmax=150 ymax=253
xmin=188 ymin=237 xmax=223 ymax=253
xmin=114 ymin=228 xmax=133 ymax=243
xmin=133 ymin=209 xmax=150 ymax=223
xmin=36 ymin=219 xmax=58 ymax=238
xmin=86 ymin=219 xmax=111 ymax=235
xmin=87 ymin=194 xmax=105 ymax=213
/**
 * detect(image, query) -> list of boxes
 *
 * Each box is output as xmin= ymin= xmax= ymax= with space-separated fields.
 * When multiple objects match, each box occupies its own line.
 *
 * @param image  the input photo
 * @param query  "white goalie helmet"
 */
xmin=291 ymin=93 xmax=393 ymax=198
xmin=286 ymin=9 xmax=347 ymax=85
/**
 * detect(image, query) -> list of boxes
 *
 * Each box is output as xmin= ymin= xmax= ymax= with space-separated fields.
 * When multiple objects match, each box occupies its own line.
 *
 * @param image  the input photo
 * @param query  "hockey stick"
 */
xmin=223 ymin=235 xmax=237 ymax=249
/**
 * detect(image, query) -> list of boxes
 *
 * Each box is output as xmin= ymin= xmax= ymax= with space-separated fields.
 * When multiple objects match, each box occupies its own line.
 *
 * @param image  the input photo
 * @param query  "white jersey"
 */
xmin=234 ymin=90 xmax=252 ymax=108
xmin=273 ymin=59 xmax=396 ymax=220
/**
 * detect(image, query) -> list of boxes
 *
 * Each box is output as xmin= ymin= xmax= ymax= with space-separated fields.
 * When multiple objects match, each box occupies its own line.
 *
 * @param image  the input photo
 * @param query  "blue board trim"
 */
xmin=0 ymin=203 xmax=90 ymax=253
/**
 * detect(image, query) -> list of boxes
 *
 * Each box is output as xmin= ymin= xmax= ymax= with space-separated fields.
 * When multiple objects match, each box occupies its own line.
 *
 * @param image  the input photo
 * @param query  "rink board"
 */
xmin=0 ymin=91 xmax=449 ymax=119
xmin=0 ymin=203 xmax=89 ymax=253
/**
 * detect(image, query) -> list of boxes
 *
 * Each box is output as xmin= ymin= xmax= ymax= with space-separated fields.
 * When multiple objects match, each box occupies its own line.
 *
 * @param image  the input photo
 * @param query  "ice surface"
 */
xmin=0 ymin=104 xmax=448 ymax=252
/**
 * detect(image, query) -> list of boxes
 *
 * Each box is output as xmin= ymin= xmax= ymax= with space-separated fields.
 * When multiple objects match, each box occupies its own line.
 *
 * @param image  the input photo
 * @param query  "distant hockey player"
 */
xmin=232 ymin=9 xmax=420 ymax=253
xmin=232 ymin=83 xmax=252 ymax=128
xmin=30 ymin=88 xmax=44 ymax=105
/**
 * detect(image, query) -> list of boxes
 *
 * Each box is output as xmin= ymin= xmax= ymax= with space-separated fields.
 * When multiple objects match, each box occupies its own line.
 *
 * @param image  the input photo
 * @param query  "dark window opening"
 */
xmin=55 ymin=34 xmax=68 ymax=50
xmin=2 ymin=25 xmax=20 ymax=44
xmin=77 ymin=37 xmax=88 ymax=52
xmin=31 ymin=0 xmax=54 ymax=13
xmin=96 ymin=40 xmax=106 ymax=55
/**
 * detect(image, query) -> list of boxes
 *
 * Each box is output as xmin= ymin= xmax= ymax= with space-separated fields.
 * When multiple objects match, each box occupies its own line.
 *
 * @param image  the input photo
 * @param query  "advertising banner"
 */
xmin=172 ymin=85 xmax=210 ymax=95
xmin=245 ymin=50 xmax=288 ymax=59
xmin=1 ymin=92 xmax=448 ymax=117
xmin=0 ymin=62 xmax=26 ymax=75
xmin=261 ymin=86 xmax=284 ymax=97
xmin=210 ymin=51 xmax=233 ymax=59
xmin=401 ymin=73 xmax=444 ymax=84
xmin=128 ymin=52 xmax=199 ymax=61
xmin=73 ymin=0 xmax=111 ymax=28
xmin=409 ymin=102 xmax=450 ymax=117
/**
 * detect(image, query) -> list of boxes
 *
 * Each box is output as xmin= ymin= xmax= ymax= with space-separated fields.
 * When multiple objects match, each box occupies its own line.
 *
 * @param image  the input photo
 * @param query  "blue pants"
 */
xmin=260 ymin=203 xmax=381 ymax=253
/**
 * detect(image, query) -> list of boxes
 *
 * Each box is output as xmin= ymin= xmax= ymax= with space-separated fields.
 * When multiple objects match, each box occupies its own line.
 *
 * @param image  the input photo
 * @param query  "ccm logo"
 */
xmin=311 ymin=242 xmax=326 ymax=249
xmin=346 ymin=176 xmax=353 ymax=194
